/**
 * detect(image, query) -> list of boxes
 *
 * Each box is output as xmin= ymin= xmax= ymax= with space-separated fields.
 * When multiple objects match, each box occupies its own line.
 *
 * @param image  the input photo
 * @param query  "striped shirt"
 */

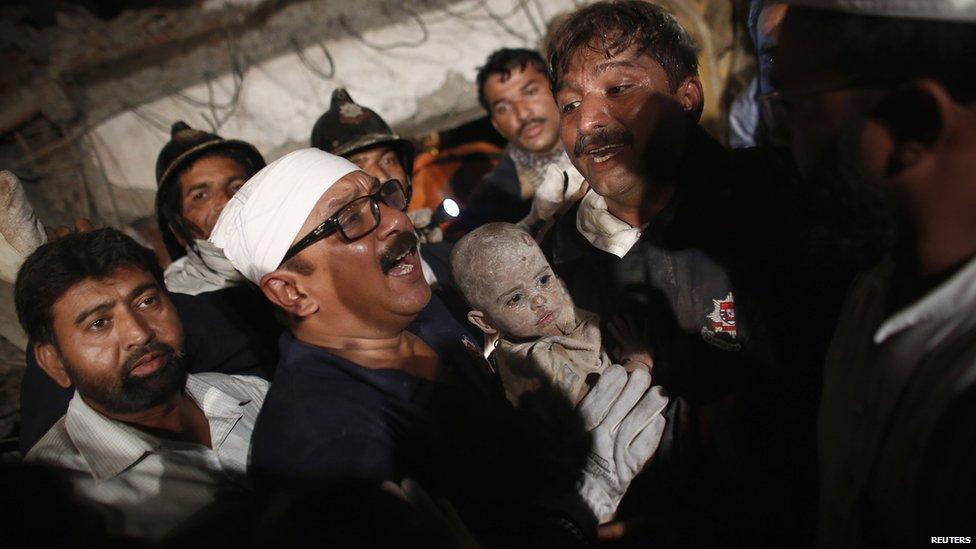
xmin=25 ymin=373 xmax=269 ymax=540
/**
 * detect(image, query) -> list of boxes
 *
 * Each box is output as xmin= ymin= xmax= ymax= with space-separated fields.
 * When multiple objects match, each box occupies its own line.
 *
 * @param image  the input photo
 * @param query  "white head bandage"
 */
xmin=210 ymin=148 xmax=359 ymax=284
xmin=786 ymin=0 xmax=976 ymax=22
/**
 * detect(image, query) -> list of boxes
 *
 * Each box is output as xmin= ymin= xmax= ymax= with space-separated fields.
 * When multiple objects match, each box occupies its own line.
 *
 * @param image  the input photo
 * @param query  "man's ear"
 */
xmin=870 ymin=79 xmax=951 ymax=178
xmin=35 ymin=343 xmax=71 ymax=388
xmin=260 ymin=269 xmax=319 ymax=319
xmin=676 ymin=76 xmax=705 ymax=122
xmin=467 ymin=310 xmax=498 ymax=335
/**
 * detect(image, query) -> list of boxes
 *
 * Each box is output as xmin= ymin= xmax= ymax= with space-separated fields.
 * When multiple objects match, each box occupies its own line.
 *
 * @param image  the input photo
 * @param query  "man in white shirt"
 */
xmin=14 ymin=227 xmax=268 ymax=540
xmin=775 ymin=1 xmax=976 ymax=546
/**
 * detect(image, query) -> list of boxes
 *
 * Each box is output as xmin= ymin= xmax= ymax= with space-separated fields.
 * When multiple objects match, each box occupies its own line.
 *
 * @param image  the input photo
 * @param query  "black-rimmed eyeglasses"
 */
xmin=280 ymin=178 xmax=410 ymax=264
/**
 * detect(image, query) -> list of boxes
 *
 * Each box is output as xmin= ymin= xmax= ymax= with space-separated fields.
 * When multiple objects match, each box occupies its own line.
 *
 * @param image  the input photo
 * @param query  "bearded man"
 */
xmin=18 ymin=228 xmax=268 ymax=540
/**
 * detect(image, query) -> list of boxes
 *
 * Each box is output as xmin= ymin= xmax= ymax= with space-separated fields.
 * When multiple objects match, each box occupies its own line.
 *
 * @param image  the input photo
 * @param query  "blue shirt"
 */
xmin=251 ymin=296 xmax=508 ymax=489
xmin=252 ymin=297 xmax=596 ymax=545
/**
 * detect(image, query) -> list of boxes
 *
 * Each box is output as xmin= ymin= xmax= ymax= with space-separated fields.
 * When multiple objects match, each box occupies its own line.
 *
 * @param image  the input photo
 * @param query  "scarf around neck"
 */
xmin=164 ymin=239 xmax=245 ymax=296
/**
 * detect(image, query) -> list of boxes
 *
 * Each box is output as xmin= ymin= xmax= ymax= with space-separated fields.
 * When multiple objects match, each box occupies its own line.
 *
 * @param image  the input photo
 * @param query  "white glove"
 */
xmin=0 ymin=170 xmax=46 ymax=283
xmin=518 ymin=164 xmax=586 ymax=231
xmin=408 ymin=208 xmax=443 ymax=243
xmin=577 ymin=364 xmax=668 ymax=523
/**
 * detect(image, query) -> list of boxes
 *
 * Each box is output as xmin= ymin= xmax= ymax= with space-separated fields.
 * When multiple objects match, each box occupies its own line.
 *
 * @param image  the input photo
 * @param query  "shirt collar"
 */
xmin=65 ymin=391 xmax=158 ymax=482
xmin=874 ymin=254 xmax=976 ymax=344
xmin=184 ymin=374 xmax=248 ymax=449
xmin=64 ymin=374 xmax=249 ymax=482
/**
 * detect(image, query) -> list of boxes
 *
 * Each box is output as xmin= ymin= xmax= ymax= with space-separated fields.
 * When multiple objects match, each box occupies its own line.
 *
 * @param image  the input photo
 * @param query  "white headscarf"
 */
xmin=210 ymin=148 xmax=358 ymax=284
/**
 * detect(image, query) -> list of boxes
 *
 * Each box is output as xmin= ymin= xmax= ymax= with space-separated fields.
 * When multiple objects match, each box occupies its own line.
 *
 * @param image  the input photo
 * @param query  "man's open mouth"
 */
xmin=584 ymin=143 xmax=626 ymax=163
xmin=380 ymin=232 xmax=420 ymax=276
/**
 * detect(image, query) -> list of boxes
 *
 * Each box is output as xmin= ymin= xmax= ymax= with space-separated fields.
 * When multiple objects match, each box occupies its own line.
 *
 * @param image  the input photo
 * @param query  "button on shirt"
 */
xmin=818 ymin=256 xmax=976 ymax=548
xmin=25 ymin=373 xmax=269 ymax=540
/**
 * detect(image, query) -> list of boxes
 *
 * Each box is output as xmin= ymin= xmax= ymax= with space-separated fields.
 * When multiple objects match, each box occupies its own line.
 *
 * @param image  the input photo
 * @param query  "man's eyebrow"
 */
xmin=126 ymin=282 xmax=159 ymax=303
xmin=520 ymin=78 xmax=542 ymax=92
xmin=184 ymin=182 xmax=209 ymax=195
xmin=593 ymin=59 xmax=641 ymax=75
xmin=324 ymin=190 xmax=357 ymax=214
xmin=74 ymin=301 xmax=115 ymax=326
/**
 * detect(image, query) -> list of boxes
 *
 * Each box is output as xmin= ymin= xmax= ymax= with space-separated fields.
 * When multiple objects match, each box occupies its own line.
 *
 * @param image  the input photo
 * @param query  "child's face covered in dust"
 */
xmin=478 ymin=232 xmax=575 ymax=340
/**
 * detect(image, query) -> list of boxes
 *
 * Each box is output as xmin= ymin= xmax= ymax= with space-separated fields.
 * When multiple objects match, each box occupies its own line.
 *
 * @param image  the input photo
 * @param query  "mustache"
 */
xmin=518 ymin=117 xmax=547 ymax=138
xmin=379 ymin=231 xmax=419 ymax=274
xmin=121 ymin=341 xmax=180 ymax=377
xmin=574 ymin=127 xmax=634 ymax=157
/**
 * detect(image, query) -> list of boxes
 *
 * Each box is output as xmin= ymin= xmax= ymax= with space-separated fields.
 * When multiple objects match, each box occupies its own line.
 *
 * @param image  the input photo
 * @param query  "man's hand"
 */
xmin=577 ymin=365 xmax=668 ymax=523
xmin=535 ymin=164 xmax=586 ymax=221
xmin=0 ymin=170 xmax=47 ymax=283
xmin=45 ymin=218 xmax=94 ymax=241
xmin=517 ymin=164 xmax=589 ymax=233
xmin=606 ymin=314 xmax=654 ymax=375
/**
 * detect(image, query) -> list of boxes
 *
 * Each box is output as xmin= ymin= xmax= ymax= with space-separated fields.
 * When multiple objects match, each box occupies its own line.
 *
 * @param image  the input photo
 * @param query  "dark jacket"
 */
xmin=17 ymin=285 xmax=281 ymax=454
xmin=541 ymin=126 xmax=861 ymax=545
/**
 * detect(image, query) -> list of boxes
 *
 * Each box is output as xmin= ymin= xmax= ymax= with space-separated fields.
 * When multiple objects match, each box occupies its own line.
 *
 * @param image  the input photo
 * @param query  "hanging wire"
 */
xmin=518 ymin=0 xmax=544 ymax=40
xmin=291 ymin=36 xmax=336 ymax=80
xmin=339 ymin=3 xmax=430 ymax=51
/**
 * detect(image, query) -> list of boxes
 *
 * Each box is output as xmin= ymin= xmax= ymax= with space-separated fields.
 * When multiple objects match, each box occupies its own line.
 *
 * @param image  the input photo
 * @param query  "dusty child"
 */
xmin=451 ymin=223 xmax=650 ymax=406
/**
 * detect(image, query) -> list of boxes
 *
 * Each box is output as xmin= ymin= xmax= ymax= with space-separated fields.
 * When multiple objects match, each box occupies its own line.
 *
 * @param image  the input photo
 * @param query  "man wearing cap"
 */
xmin=210 ymin=148 xmax=671 ymax=545
xmin=310 ymin=88 xmax=472 ymax=329
xmin=311 ymin=88 xmax=444 ymax=241
xmin=773 ymin=1 xmax=976 ymax=546
xmin=151 ymin=121 xmax=283 ymax=374
xmin=17 ymin=122 xmax=282 ymax=453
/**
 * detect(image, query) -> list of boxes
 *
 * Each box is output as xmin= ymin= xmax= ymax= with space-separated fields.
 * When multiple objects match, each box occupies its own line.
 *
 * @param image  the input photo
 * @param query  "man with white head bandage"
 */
xmin=210 ymin=148 xmax=670 ymax=545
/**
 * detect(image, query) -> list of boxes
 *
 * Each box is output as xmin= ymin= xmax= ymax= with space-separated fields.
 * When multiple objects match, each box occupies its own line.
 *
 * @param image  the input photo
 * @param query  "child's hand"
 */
xmin=607 ymin=314 xmax=653 ymax=374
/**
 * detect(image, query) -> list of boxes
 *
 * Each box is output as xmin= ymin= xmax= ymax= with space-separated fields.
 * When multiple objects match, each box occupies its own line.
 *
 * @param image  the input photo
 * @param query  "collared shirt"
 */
xmin=818 ymin=255 xmax=976 ymax=548
xmin=25 ymin=373 xmax=269 ymax=540
xmin=541 ymin=126 xmax=850 ymax=543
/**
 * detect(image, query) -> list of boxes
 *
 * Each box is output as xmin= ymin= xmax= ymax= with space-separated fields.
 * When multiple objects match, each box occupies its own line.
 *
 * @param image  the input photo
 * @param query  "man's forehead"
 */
xmin=348 ymin=145 xmax=394 ymax=162
xmin=320 ymin=171 xmax=376 ymax=207
xmin=560 ymin=42 xmax=656 ymax=87
xmin=486 ymin=64 xmax=546 ymax=99
xmin=53 ymin=268 xmax=156 ymax=310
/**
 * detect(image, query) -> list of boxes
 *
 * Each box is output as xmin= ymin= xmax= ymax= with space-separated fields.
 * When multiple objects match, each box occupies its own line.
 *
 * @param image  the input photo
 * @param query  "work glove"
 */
xmin=577 ymin=364 xmax=668 ymax=523
xmin=0 ymin=170 xmax=46 ymax=283
xmin=408 ymin=208 xmax=443 ymax=244
xmin=518 ymin=164 xmax=587 ymax=232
